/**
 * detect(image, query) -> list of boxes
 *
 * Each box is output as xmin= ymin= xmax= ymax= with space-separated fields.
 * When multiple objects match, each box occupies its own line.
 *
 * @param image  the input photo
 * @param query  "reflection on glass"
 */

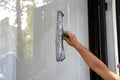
xmin=16 ymin=0 xmax=55 ymax=80
xmin=0 ymin=7 xmax=16 ymax=80
xmin=0 ymin=0 xmax=56 ymax=80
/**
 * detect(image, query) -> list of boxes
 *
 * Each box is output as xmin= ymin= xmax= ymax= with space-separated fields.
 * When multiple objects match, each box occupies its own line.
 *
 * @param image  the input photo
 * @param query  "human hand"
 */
xmin=63 ymin=31 xmax=79 ymax=48
xmin=117 ymin=64 xmax=120 ymax=68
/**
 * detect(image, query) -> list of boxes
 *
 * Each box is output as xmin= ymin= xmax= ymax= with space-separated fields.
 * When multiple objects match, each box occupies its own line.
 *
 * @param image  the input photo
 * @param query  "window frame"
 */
xmin=88 ymin=0 xmax=108 ymax=80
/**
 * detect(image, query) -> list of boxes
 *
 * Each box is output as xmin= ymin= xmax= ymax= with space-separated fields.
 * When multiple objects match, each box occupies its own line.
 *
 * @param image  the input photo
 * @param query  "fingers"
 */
xmin=63 ymin=31 xmax=79 ymax=47
xmin=64 ymin=31 xmax=73 ymax=37
xmin=63 ymin=37 xmax=71 ymax=45
xmin=63 ymin=33 xmax=69 ymax=39
xmin=64 ymin=31 xmax=74 ymax=40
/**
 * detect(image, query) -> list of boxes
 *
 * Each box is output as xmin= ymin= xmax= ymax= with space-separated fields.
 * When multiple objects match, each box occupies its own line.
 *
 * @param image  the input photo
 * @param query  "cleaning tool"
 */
xmin=56 ymin=11 xmax=65 ymax=62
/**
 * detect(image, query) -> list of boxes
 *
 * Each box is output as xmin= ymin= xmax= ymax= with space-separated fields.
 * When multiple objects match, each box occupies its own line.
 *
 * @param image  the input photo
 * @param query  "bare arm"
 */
xmin=63 ymin=31 xmax=120 ymax=80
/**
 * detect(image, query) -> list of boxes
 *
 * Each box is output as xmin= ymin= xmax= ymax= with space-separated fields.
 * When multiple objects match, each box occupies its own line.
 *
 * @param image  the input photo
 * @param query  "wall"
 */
xmin=106 ymin=0 xmax=119 ymax=74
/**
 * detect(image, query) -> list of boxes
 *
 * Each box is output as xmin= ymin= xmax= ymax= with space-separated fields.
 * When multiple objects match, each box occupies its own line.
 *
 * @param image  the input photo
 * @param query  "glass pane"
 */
xmin=32 ymin=0 xmax=89 ymax=80
xmin=0 ymin=1 xmax=17 ymax=80
xmin=0 ymin=0 xmax=89 ymax=80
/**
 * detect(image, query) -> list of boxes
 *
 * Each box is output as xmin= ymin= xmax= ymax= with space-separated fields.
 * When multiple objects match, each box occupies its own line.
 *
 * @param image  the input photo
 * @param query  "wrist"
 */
xmin=73 ymin=41 xmax=80 ymax=49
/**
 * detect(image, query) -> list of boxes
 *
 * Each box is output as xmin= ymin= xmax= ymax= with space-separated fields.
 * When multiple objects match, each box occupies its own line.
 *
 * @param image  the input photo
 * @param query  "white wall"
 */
xmin=33 ymin=0 xmax=90 ymax=80
xmin=106 ymin=0 xmax=119 ymax=74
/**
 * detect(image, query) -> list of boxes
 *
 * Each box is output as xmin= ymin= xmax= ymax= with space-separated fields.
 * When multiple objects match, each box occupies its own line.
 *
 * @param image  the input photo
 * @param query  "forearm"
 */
xmin=74 ymin=42 xmax=109 ymax=78
xmin=64 ymin=31 xmax=120 ymax=80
